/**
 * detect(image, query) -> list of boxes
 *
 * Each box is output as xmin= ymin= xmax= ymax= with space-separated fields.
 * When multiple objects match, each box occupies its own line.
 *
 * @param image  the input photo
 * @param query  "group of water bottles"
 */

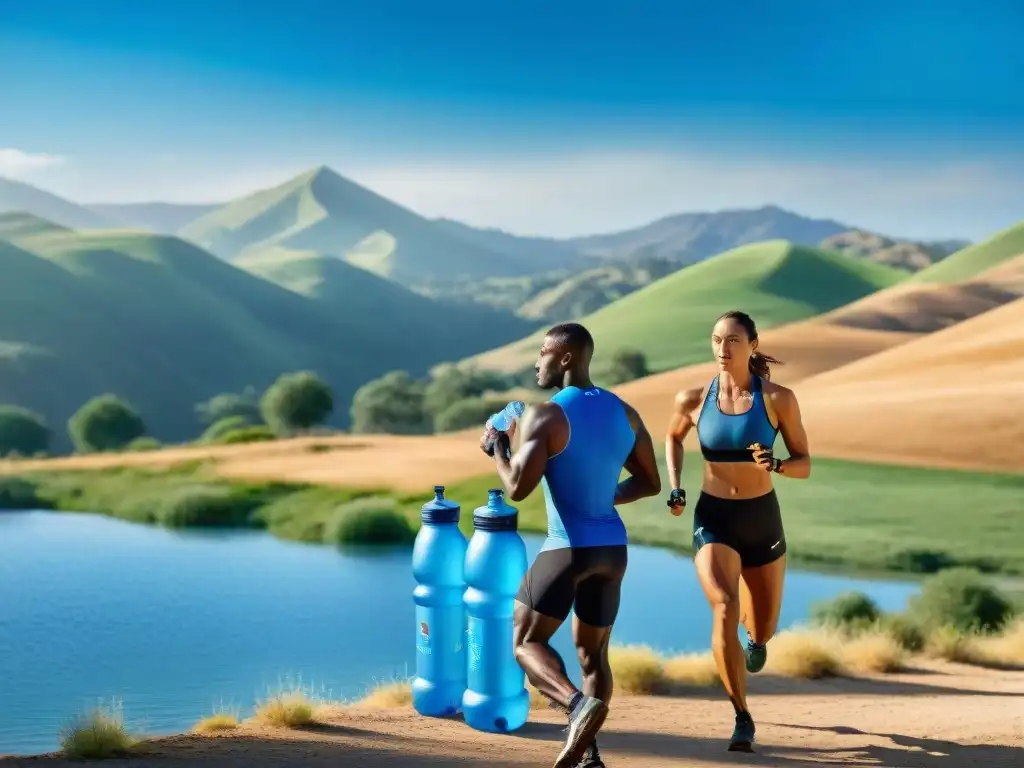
xmin=411 ymin=483 xmax=531 ymax=733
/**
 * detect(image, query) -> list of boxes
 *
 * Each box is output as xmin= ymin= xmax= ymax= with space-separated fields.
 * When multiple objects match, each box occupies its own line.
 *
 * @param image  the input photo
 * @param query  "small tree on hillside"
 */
xmin=0 ymin=405 xmax=51 ymax=457
xmin=68 ymin=395 xmax=146 ymax=453
xmin=260 ymin=371 xmax=334 ymax=435
xmin=350 ymin=370 xmax=431 ymax=435
xmin=424 ymin=364 xmax=516 ymax=424
xmin=597 ymin=348 xmax=650 ymax=386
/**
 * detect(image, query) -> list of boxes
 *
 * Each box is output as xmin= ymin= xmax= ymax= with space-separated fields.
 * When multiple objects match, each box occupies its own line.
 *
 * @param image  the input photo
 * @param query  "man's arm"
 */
xmin=493 ymin=403 xmax=560 ymax=502
xmin=614 ymin=402 xmax=662 ymax=505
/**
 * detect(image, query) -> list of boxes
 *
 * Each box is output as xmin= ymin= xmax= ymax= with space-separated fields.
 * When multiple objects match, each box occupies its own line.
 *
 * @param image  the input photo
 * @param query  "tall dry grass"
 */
xmin=925 ymin=618 xmax=1024 ymax=669
xmin=58 ymin=701 xmax=139 ymax=760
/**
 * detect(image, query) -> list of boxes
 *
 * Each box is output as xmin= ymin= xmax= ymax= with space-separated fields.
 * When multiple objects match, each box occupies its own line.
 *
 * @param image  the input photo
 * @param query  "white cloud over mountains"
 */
xmin=0 ymin=148 xmax=65 ymax=178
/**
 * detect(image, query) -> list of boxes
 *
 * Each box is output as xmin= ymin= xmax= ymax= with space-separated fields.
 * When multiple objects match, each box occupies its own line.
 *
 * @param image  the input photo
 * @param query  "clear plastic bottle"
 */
xmin=462 ymin=488 xmax=531 ymax=733
xmin=486 ymin=400 xmax=526 ymax=432
xmin=411 ymin=485 xmax=468 ymax=717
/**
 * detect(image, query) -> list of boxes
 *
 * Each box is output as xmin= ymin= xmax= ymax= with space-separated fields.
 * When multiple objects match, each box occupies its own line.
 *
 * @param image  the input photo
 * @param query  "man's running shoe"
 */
xmin=553 ymin=696 xmax=608 ymax=768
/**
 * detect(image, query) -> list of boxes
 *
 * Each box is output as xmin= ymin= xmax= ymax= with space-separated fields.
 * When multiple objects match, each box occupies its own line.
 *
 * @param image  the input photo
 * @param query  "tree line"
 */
xmin=0 ymin=349 xmax=649 ymax=456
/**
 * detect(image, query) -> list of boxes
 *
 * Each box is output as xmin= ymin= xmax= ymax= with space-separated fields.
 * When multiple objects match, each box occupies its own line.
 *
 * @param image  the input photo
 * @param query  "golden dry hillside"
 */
xmin=796 ymin=298 xmax=1024 ymax=472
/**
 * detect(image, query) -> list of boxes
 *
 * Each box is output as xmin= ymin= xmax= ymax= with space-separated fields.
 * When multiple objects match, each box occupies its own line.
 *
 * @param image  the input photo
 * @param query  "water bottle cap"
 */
xmin=421 ymin=485 xmax=460 ymax=524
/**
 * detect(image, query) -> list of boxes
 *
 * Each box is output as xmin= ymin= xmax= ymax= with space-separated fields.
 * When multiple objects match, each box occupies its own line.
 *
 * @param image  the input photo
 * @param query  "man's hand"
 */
xmin=667 ymin=488 xmax=686 ymax=516
xmin=493 ymin=431 xmax=512 ymax=460
xmin=749 ymin=443 xmax=780 ymax=472
xmin=477 ymin=421 xmax=516 ymax=456
xmin=480 ymin=426 xmax=498 ymax=456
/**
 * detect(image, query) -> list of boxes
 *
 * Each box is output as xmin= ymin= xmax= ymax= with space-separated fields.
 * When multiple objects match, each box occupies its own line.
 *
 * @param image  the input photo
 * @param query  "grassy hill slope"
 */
xmin=0 ymin=211 xmax=70 ymax=239
xmin=0 ymin=229 xmax=531 ymax=449
xmin=468 ymin=240 xmax=909 ymax=372
xmin=236 ymin=247 xmax=537 ymax=358
xmin=0 ymin=176 xmax=111 ymax=229
xmin=179 ymin=167 xmax=525 ymax=282
xmin=907 ymin=219 xmax=1024 ymax=284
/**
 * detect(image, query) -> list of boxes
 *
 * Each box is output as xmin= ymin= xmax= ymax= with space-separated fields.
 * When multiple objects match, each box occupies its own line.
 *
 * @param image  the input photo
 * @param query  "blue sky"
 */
xmin=1 ymin=0 xmax=1022 ymax=239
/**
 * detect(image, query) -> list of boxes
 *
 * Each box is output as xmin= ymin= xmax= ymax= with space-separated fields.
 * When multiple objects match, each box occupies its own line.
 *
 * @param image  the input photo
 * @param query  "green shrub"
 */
xmin=323 ymin=498 xmax=415 ymax=545
xmin=0 ymin=476 xmax=43 ymax=509
xmin=811 ymin=592 xmax=882 ymax=631
xmin=256 ymin=486 xmax=351 ymax=542
xmin=126 ymin=436 xmax=162 ymax=452
xmin=208 ymin=425 xmax=276 ymax=445
xmin=261 ymin=371 xmax=334 ymax=435
xmin=153 ymin=485 xmax=263 ymax=528
xmin=0 ymin=404 xmax=51 ymax=457
xmin=879 ymin=613 xmax=927 ymax=652
xmin=68 ymin=395 xmax=146 ymax=453
xmin=199 ymin=415 xmax=251 ymax=443
xmin=908 ymin=568 xmax=1015 ymax=634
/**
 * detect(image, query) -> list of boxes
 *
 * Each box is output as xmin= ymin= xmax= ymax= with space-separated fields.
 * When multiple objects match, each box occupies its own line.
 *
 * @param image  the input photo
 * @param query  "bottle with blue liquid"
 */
xmin=462 ymin=488 xmax=530 ymax=733
xmin=411 ymin=485 xmax=468 ymax=717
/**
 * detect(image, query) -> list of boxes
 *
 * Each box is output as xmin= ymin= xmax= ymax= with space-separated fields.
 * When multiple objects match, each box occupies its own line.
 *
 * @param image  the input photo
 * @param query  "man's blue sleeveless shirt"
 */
xmin=540 ymin=386 xmax=636 ymax=552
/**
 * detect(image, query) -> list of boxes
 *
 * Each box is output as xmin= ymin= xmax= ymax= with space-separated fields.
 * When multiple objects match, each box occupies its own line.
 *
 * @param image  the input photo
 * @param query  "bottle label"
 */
xmin=416 ymin=605 xmax=467 ymax=663
xmin=417 ymin=609 xmax=433 ymax=657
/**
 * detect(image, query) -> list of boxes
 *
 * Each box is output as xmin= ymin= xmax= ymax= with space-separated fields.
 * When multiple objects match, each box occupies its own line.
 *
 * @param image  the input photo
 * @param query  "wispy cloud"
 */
xmin=0 ymin=148 xmax=66 ymax=178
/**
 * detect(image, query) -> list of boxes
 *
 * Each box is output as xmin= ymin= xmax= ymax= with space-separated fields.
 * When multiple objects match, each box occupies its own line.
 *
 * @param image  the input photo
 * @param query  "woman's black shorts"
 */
xmin=692 ymin=490 xmax=786 ymax=568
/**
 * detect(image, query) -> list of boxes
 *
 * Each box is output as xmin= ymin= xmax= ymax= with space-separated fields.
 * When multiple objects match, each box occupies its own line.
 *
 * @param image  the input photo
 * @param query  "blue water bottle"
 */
xmin=462 ymin=488 xmax=530 ymax=733
xmin=412 ymin=485 xmax=468 ymax=717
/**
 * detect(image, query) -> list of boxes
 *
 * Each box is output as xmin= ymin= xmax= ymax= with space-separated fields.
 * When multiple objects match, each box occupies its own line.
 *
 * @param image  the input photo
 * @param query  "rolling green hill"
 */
xmin=236 ymin=246 xmax=537 ymax=352
xmin=0 ymin=211 xmax=70 ymax=239
xmin=906 ymin=219 xmax=1024 ymax=284
xmin=0 ymin=227 xmax=533 ymax=449
xmin=467 ymin=240 xmax=910 ymax=373
xmin=178 ymin=166 xmax=526 ymax=283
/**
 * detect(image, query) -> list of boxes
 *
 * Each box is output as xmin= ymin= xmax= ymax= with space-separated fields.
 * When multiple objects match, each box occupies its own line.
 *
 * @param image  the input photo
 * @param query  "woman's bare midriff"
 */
xmin=701 ymin=461 xmax=774 ymax=500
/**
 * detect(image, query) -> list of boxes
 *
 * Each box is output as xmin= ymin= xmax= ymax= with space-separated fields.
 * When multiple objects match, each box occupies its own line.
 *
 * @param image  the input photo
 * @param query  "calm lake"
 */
xmin=0 ymin=511 xmax=918 ymax=755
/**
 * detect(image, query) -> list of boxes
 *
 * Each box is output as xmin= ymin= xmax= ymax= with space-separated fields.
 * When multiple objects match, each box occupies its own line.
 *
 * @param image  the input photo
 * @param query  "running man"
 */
xmin=480 ymin=322 xmax=661 ymax=768
xmin=664 ymin=310 xmax=811 ymax=752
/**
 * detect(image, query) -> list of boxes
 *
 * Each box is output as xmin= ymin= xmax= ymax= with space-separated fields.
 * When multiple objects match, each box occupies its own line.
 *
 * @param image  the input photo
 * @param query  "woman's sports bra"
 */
xmin=696 ymin=375 xmax=778 ymax=463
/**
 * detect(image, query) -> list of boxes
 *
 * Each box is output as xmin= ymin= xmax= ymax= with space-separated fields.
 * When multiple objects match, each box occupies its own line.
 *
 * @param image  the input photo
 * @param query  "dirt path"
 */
xmin=8 ymin=662 xmax=1023 ymax=767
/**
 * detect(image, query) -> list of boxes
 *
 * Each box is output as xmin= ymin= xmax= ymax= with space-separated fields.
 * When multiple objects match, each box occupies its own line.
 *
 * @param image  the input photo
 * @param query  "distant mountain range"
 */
xmin=0 ymin=167 xmax=972 ymax=285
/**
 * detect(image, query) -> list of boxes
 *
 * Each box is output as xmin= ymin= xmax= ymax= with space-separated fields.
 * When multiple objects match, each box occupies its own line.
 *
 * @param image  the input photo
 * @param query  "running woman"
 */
xmin=664 ymin=310 xmax=811 ymax=753
xmin=481 ymin=322 xmax=661 ymax=768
